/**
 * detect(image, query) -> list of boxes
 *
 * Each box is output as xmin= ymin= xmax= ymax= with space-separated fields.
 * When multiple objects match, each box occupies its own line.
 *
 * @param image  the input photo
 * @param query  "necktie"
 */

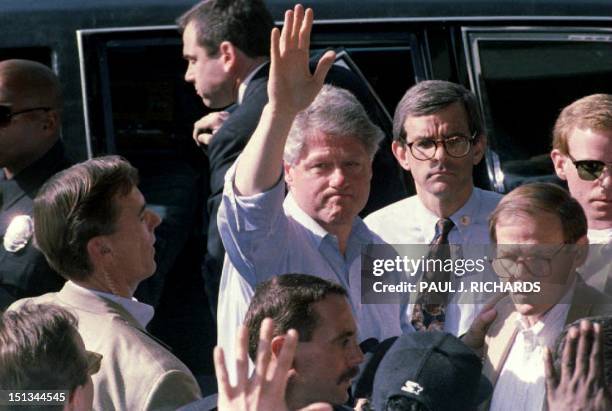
xmin=412 ymin=218 xmax=455 ymax=331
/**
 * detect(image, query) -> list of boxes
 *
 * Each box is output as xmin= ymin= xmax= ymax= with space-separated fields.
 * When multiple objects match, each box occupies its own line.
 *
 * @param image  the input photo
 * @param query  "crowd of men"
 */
xmin=0 ymin=0 xmax=611 ymax=410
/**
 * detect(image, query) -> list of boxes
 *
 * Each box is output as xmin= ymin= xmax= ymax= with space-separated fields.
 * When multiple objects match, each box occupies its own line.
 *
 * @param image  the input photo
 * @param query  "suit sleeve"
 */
xmin=142 ymin=369 xmax=202 ymax=411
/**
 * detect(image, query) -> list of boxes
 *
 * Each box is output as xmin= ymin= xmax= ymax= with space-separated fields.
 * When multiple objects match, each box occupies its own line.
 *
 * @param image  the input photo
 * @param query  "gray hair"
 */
xmin=392 ymin=80 xmax=485 ymax=142
xmin=283 ymin=85 xmax=384 ymax=164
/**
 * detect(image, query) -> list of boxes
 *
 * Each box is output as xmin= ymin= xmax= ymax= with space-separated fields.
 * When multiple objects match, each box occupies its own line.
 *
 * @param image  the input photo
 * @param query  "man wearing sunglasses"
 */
xmin=365 ymin=80 xmax=501 ymax=336
xmin=0 ymin=59 xmax=70 ymax=309
xmin=482 ymin=182 xmax=612 ymax=411
xmin=550 ymin=94 xmax=612 ymax=298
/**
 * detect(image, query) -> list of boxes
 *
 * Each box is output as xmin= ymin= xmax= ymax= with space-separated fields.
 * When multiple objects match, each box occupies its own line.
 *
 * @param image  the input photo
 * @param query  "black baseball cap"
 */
xmin=356 ymin=332 xmax=492 ymax=411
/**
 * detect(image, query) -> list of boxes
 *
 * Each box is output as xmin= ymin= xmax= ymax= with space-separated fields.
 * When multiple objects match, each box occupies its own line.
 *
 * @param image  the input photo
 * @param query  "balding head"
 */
xmin=0 ymin=60 xmax=63 ymax=178
xmin=0 ymin=59 xmax=62 ymax=109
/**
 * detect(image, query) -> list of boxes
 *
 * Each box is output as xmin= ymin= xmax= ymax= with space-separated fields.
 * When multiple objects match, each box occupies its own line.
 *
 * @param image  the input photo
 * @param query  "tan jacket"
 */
xmin=480 ymin=276 xmax=612 ymax=410
xmin=9 ymin=283 xmax=201 ymax=411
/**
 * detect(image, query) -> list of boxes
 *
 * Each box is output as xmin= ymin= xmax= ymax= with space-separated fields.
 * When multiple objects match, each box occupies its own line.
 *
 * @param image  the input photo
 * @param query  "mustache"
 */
xmin=337 ymin=366 xmax=360 ymax=385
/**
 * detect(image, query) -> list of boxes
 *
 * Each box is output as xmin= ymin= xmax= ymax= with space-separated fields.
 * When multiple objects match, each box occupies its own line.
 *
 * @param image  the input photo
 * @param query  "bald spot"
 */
xmin=0 ymin=59 xmax=62 ymax=109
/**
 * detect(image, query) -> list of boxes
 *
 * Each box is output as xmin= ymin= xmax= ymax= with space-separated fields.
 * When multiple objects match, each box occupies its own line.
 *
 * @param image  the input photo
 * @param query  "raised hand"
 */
xmin=215 ymin=318 xmax=332 ymax=411
xmin=268 ymin=4 xmax=335 ymax=117
xmin=545 ymin=320 xmax=612 ymax=411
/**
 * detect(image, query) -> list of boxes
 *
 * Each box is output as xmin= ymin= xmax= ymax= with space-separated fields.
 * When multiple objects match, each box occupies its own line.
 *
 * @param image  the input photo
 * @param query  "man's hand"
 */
xmin=192 ymin=111 xmax=229 ymax=146
xmin=545 ymin=320 xmax=612 ymax=411
xmin=215 ymin=318 xmax=331 ymax=411
xmin=268 ymin=4 xmax=335 ymax=117
xmin=461 ymin=293 xmax=503 ymax=351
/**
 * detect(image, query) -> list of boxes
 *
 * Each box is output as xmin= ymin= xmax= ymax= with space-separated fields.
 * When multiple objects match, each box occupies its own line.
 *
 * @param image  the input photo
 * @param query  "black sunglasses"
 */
xmin=0 ymin=104 xmax=52 ymax=127
xmin=567 ymin=153 xmax=612 ymax=181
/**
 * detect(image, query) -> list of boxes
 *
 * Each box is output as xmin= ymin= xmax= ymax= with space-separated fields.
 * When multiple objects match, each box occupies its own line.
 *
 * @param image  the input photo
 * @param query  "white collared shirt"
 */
xmin=364 ymin=187 xmax=502 ymax=335
xmin=67 ymin=281 xmax=154 ymax=329
xmin=237 ymin=61 xmax=268 ymax=104
xmin=588 ymin=228 xmax=612 ymax=244
xmin=489 ymin=288 xmax=574 ymax=411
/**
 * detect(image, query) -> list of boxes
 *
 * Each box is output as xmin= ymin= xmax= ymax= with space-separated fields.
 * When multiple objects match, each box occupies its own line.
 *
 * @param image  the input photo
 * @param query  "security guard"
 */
xmin=0 ymin=59 xmax=70 ymax=309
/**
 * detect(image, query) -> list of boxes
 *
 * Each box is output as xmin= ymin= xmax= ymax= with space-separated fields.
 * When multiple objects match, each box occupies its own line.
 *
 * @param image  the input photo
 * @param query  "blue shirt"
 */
xmin=217 ymin=163 xmax=404 ymax=380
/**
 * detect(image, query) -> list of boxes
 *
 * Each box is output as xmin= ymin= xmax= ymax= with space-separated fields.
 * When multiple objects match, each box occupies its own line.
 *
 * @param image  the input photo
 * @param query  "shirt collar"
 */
xmin=237 ymin=61 xmax=268 ymax=104
xmin=283 ymin=192 xmax=371 ymax=249
xmin=1 ymin=142 xmax=66 ymax=208
xmin=415 ymin=187 xmax=481 ymax=242
xmin=515 ymin=278 xmax=575 ymax=349
xmin=588 ymin=228 xmax=612 ymax=244
xmin=67 ymin=281 xmax=155 ymax=329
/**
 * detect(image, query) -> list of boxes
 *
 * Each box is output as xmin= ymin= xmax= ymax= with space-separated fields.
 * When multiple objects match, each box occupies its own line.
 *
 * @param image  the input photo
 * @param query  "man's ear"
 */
xmin=219 ymin=41 xmax=237 ymax=72
xmin=392 ymin=140 xmax=411 ymax=172
xmin=573 ymin=234 xmax=590 ymax=268
xmin=551 ymin=149 xmax=569 ymax=180
xmin=283 ymin=162 xmax=293 ymax=186
xmin=41 ymin=109 xmax=60 ymax=135
xmin=472 ymin=133 xmax=487 ymax=165
xmin=86 ymin=237 xmax=110 ymax=264
xmin=270 ymin=335 xmax=286 ymax=359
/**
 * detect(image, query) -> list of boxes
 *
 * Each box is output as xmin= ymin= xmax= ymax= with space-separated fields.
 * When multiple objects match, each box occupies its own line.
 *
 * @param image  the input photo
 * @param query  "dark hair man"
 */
xmin=482 ymin=182 xmax=612 ymax=411
xmin=8 ymin=156 xmax=201 ymax=410
xmin=364 ymin=79 xmax=502 ymax=335
xmin=0 ymin=303 xmax=101 ymax=411
xmin=178 ymin=0 xmax=406 ymax=318
xmin=216 ymin=5 xmax=404 ymax=382
xmin=0 ymin=59 xmax=71 ymax=309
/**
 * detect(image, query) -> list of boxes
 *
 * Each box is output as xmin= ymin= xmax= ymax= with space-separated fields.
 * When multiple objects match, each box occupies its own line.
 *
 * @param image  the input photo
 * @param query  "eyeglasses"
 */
xmin=491 ymin=245 xmax=567 ymax=279
xmin=85 ymin=350 xmax=103 ymax=376
xmin=0 ymin=104 xmax=52 ymax=128
xmin=405 ymin=131 xmax=477 ymax=161
xmin=567 ymin=153 xmax=612 ymax=181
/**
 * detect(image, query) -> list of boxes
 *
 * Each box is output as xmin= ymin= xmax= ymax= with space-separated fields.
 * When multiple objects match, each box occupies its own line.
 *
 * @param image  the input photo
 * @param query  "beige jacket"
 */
xmin=9 ymin=283 xmax=201 ymax=411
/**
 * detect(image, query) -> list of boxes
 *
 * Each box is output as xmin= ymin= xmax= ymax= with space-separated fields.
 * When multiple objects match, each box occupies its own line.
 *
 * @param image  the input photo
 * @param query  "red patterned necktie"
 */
xmin=412 ymin=218 xmax=455 ymax=331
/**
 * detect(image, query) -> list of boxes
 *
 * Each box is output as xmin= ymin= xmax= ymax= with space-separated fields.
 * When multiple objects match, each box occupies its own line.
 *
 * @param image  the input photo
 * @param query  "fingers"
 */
xmin=544 ymin=347 xmax=559 ymax=394
xmin=280 ymin=9 xmax=294 ymax=54
xmin=298 ymin=8 xmax=314 ymax=49
xmin=271 ymin=27 xmax=281 ymax=65
xmin=254 ymin=318 xmax=275 ymax=384
xmin=588 ymin=322 xmax=604 ymax=384
xmin=274 ymin=328 xmax=298 ymax=384
xmin=575 ymin=320 xmax=593 ymax=378
xmin=214 ymin=346 xmax=233 ymax=399
xmin=561 ymin=326 xmax=579 ymax=383
xmin=291 ymin=4 xmax=304 ymax=49
xmin=313 ymin=50 xmax=335 ymax=86
xmin=235 ymin=324 xmax=250 ymax=390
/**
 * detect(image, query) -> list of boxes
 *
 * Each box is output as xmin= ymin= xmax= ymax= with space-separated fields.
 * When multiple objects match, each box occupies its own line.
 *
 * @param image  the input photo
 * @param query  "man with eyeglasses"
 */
xmin=0 ymin=59 xmax=70 ymax=309
xmin=365 ymin=80 xmax=501 ymax=335
xmin=482 ymin=182 xmax=612 ymax=411
xmin=550 ymin=94 xmax=612 ymax=296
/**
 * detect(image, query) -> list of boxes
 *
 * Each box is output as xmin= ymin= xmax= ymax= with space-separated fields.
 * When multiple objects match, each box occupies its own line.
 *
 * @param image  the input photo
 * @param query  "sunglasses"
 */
xmin=0 ymin=104 xmax=52 ymax=127
xmin=85 ymin=350 xmax=103 ymax=376
xmin=567 ymin=154 xmax=612 ymax=181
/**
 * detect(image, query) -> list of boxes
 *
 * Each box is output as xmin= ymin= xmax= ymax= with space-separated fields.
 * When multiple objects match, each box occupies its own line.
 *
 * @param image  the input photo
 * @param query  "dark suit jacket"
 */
xmin=0 ymin=142 xmax=70 ymax=309
xmin=202 ymin=60 xmax=407 ymax=314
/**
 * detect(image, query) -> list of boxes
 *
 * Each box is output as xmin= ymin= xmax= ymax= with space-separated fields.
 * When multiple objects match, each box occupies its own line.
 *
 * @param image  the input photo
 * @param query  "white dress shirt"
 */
xmin=489 ymin=288 xmax=573 ymax=411
xmin=364 ymin=187 xmax=502 ymax=335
